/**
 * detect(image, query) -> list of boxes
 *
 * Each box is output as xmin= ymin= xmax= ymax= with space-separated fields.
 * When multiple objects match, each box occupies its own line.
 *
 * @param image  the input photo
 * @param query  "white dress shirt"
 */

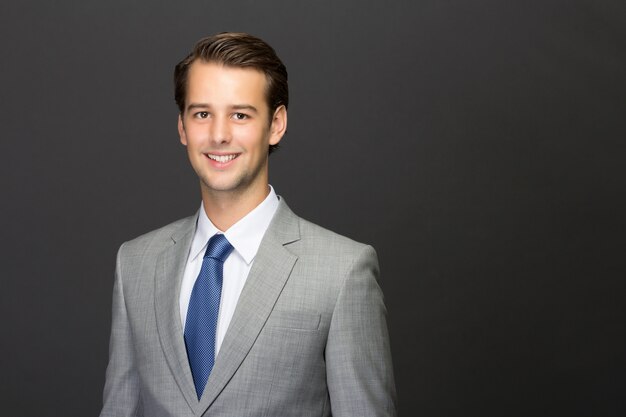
xmin=179 ymin=186 xmax=280 ymax=356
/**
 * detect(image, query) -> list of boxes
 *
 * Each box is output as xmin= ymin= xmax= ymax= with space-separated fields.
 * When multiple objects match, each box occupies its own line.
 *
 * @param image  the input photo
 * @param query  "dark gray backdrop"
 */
xmin=1 ymin=1 xmax=625 ymax=416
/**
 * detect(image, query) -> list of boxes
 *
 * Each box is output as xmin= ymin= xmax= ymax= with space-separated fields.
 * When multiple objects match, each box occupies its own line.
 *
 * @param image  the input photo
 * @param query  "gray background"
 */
xmin=2 ymin=0 xmax=625 ymax=416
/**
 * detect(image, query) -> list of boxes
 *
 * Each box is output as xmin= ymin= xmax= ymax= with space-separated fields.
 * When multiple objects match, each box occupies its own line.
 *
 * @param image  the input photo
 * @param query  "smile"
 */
xmin=206 ymin=153 xmax=239 ymax=163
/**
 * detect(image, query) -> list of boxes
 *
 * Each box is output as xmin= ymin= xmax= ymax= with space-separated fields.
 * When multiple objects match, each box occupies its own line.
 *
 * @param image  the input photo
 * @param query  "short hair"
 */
xmin=174 ymin=32 xmax=289 ymax=154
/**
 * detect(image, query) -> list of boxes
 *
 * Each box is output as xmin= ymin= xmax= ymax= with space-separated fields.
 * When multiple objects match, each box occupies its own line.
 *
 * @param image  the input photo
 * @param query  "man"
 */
xmin=100 ymin=32 xmax=396 ymax=417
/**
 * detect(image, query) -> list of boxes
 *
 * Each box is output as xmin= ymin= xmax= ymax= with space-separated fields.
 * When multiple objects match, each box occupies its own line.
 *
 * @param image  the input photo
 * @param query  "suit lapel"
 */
xmin=154 ymin=215 xmax=199 ymax=411
xmin=197 ymin=200 xmax=301 ymax=414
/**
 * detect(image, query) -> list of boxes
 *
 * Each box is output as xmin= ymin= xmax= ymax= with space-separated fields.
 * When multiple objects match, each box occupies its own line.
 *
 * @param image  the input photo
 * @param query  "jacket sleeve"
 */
xmin=100 ymin=243 xmax=142 ymax=417
xmin=325 ymin=245 xmax=397 ymax=416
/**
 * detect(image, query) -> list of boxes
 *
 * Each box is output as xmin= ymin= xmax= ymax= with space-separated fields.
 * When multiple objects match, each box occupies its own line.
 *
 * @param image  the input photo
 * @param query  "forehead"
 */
xmin=185 ymin=61 xmax=268 ymax=108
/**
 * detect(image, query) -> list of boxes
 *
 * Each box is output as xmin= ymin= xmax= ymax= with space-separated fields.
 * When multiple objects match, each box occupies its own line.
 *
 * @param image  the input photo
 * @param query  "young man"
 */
xmin=100 ymin=32 xmax=397 ymax=417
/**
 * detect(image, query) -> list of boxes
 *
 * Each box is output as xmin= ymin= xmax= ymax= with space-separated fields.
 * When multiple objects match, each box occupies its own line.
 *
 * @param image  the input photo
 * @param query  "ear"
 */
xmin=178 ymin=114 xmax=187 ymax=146
xmin=269 ymin=105 xmax=287 ymax=146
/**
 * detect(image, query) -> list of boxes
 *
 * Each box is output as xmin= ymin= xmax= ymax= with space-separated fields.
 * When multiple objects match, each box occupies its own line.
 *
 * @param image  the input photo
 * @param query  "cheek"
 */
xmin=185 ymin=128 xmax=209 ymax=147
xmin=237 ymin=125 xmax=270 ymax=148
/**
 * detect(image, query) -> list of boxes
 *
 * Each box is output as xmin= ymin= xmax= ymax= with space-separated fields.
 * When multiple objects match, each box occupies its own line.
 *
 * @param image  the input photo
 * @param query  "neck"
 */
xmin=200 ymin=183 xmax=270 ymax=232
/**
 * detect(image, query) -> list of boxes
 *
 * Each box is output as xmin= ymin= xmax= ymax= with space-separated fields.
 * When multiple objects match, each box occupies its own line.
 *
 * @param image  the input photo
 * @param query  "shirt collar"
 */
xmin=189 ymin=186 xmax=280 ymax=265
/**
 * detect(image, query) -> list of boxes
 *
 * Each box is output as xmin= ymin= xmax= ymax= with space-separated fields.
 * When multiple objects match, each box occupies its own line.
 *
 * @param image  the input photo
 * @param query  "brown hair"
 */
xmin=174 ymin=32 xmax=288 ymax=154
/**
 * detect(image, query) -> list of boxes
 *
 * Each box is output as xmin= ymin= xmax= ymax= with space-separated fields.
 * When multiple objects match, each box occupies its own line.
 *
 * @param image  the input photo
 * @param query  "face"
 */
xmin=178 ymin=61 xmax=286 ymax=201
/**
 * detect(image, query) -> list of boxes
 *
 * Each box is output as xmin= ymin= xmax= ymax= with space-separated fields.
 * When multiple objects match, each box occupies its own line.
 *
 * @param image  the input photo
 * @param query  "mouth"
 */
xmin=205 ymin=153 xmax=240 ymax=163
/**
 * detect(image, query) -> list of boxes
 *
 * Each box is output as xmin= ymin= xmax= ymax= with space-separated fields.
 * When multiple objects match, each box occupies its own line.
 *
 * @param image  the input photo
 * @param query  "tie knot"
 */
xmin=204 ymin=234 xmax=234 ymax=262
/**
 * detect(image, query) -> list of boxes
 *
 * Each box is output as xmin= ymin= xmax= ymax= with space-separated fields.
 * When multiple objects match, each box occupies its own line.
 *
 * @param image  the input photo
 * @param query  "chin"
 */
xmin=200 ymin=176 xmax=244 ymax=194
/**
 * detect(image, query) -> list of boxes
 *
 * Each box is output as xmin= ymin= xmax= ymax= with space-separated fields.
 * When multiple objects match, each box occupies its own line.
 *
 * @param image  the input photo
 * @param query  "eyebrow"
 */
xmin=186 ymin=103 xmax=209 ymax=112
xmin=231 ymin=104 xmax=259 ymax=113
xmin=185 ymin=103 xmax=259 ymax=113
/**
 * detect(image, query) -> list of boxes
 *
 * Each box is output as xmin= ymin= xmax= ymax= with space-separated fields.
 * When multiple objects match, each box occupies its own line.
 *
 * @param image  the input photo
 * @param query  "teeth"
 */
xmin=208 ymin=154 xmax=237 ymax=163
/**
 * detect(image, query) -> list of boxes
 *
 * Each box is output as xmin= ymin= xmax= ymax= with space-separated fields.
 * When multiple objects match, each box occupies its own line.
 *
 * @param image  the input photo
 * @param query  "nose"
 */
xmin=209 ymin=115 xmax=231 ymax=145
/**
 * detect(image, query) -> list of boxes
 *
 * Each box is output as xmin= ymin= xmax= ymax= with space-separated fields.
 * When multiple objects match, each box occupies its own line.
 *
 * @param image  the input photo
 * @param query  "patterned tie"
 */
xmin=184 ymin=233 xmax=234 ymax=399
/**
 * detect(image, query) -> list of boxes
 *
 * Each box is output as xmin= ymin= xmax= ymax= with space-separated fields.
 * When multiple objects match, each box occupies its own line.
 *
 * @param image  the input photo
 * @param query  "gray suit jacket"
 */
xmin=100 ymin=200 xmax=397 ymax=416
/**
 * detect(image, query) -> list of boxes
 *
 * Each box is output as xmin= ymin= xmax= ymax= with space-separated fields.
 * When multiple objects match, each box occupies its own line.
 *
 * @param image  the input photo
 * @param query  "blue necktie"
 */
xmin=184 ymin=233 xmax=234 ymax=399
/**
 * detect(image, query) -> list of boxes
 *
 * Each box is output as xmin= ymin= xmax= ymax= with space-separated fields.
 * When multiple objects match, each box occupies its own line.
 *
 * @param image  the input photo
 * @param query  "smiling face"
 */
xmin=178 ymin=61 xmax=286 ymax=205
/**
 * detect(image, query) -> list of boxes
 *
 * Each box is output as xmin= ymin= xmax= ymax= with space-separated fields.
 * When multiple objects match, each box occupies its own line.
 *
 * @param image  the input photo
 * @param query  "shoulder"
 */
xmin=282 ymin=212 xmax=382 ymax=307
xmin=289 ymin=215 xmax=379 ymax=278
xmin=297 ymin=217 xmax=371 ymax=253
xmin=275 ymin=199 xmax=376 ymax=260
xmin=117 ymin=215 xmax=196 ymax=259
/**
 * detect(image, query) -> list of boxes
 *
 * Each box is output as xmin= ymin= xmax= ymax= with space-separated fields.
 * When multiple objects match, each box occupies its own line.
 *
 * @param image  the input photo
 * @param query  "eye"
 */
xmin=233 ymin=112 xmax=248 ymax=120
xmin=194 ymin=111 xmax=209 ymax=119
